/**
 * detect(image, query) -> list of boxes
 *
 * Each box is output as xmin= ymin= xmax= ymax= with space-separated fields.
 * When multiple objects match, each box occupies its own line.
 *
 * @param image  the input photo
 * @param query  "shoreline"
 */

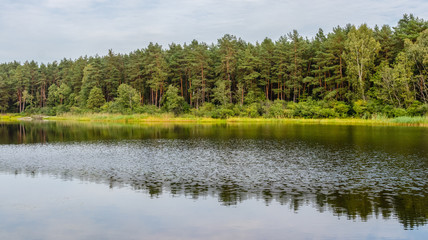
xmin=1 ymin=113 xmax=428 ymax=127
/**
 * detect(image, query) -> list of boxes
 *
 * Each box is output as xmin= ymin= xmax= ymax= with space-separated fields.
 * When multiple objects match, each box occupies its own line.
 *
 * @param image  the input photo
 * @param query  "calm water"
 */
xmin=0 ymin=121 xmax=427 ymax=239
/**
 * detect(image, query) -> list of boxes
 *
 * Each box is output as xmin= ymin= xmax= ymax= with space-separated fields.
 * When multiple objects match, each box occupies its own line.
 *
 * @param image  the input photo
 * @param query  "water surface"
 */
xmin=0 ymin=121 xmax=427 ymax=239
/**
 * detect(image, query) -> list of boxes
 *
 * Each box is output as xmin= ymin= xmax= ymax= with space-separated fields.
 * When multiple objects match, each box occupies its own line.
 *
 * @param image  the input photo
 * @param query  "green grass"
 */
xmin=41 ymin=113 xmax=428 ymax=127
xmin=0 ymin=114 xmax=26 ymax=121
xmin=3 ymin=112 xmax=427 ymax=127
xmin=390 ymin=116 xmax=428 ymax=124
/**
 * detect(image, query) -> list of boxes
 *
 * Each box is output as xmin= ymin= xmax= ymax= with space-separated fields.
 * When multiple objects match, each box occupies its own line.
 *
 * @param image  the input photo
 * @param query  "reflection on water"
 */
xmin=0 ymin=121 xmax=427 ymax=232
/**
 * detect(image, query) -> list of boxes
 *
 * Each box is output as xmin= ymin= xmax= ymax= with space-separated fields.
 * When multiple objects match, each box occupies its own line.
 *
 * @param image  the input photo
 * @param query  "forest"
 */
xmin=0 ymin=14 xmax=427 ymax=119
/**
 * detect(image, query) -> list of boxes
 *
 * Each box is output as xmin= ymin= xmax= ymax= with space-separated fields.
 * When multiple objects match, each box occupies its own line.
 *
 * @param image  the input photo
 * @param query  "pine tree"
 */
xmin=145 ymin=43 xmax=168 ymax=107
xmin=259 ymin=38 xmax=275 ymax=100
xmin=237 ymin=44 xmax=262 ymax=105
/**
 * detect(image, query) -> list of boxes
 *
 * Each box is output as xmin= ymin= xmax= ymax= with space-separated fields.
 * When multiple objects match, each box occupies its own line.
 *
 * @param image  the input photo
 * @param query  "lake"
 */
xmin=0 ymin=121 xmax=427 ymax=239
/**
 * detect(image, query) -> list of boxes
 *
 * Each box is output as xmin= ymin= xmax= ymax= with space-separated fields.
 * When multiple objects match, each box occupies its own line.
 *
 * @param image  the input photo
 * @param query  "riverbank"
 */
xmin=2 ymin=113 xmax=428 ymax=127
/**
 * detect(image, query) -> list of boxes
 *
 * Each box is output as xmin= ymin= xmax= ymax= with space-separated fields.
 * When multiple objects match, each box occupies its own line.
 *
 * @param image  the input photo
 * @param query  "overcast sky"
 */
xmin=0 ymin=0 xmax=427 ymax=63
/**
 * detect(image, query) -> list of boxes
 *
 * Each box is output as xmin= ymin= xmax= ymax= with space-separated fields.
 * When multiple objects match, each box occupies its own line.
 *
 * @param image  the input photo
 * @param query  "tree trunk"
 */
xmin=155 ymin=89 xmax=158 ymax=107
xmin=241 ymin=87 xmax=244 ymax=105
xmin=17 ymin=90 xmax=22 ymax=113
xmin=189 ymin=79 xmax=192 ymax=107
xmin=201 ymin=65 xmax=205 ymax=104
xmin=180 ymin=76 xmax=183 ymax=97
xmin=266 ymin=78 xmax=269 ymax=100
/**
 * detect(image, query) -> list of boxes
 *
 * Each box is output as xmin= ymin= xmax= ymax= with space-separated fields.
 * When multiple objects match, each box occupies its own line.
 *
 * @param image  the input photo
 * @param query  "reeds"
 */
xmin=3 ymin=113 xmax=427 ymax=127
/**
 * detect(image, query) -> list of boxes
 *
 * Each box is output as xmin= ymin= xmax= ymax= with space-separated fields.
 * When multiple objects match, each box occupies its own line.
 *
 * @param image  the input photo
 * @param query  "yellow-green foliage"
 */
xmin=38 ymin=113 xmax=428 ymax=127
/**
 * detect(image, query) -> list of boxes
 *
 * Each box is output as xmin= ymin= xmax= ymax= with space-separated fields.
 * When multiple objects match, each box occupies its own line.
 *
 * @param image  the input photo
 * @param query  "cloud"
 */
xmin=0 ymin=0 xmax=427 ymax=63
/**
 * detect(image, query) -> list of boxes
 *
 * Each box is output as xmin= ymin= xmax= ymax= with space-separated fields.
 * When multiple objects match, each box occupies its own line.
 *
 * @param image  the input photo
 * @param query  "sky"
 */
xmin=0 ymin=0 xmax=427 ymax=63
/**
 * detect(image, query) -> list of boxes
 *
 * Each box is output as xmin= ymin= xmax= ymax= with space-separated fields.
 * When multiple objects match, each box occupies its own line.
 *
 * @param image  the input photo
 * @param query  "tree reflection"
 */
xmin=1 ymin=121 xmax=427 ymax=229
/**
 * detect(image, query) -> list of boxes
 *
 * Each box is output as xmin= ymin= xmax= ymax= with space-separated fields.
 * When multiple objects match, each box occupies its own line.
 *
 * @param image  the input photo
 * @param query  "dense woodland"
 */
xmin=0 ymin=14 xmax=427 ymax=118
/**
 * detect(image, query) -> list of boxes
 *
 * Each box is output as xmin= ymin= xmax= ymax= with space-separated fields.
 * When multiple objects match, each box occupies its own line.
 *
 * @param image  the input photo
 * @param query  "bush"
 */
xmin=244 ymin=89 xmax=265 ymax=105
xmin=353 ymin=100 xmax=369 ymax=118
xmin=286 ymin=100 xmax=317 ymax=118
xmin=233 ymin=105 xmax=244 ymax=117
xmin=55 ymin=105 xmax=69 ymax=115
xmin=191 ymin=102 xmax=215 ymax=117
xmin=212 ymin=107 xmax=235 ymax=119
xmin=380 ymin=105 xmax=395 ymax=118
xmin=137 ymin=105 xmax=162 ymax=115
xmin=318 ymin=107 xmax=336 ymax=118
xmin=392 ymin=108 xmax=407 ymax=117
xmin=243 ymin=103 xmax=260 ymax=118
xmin=407 ymin=101 xmax=428 ymax=116
xmin=69 ymin=106 xmax=85 ymax=114
xmin=265 ymin=100 xmax=286 ymax=118
xmin=333 ymin=101 xmax=350 ymax=117
xmin=100 ymin=101 xmax=123 ymax=114
xmin=283 ymin=99 xmax=351 ymax=118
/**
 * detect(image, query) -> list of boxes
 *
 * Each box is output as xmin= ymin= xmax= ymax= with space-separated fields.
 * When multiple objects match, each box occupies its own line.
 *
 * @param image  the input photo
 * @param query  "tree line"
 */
xmin=0 ymin=14 xmax=427 ymax=118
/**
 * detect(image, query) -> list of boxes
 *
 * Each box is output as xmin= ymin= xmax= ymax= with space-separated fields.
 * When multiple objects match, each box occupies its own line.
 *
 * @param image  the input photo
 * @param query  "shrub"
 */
xmin=101 ymin=101 xmax=122 ymax=114
xmin=212 ymin=107 xmax=235 ymax=119
xmin=192 ymin=102 xmax=215 ymax=117
xmin=243 ymin=103 xmax=260 ymax=118
xmin=407 ymin=101 xmax=428 ymax=116
xmin=392 ymin=108 xmax=407 ymax=117
xmin=138 ymin=105 xmax=162 ymax=115
xmin=353 ymin=100 xmax=368 ymax=118
xmin=333 ymin=101 xmax=350 ymax=117
xmin=265 ymin=100 xmax=286 ymax=118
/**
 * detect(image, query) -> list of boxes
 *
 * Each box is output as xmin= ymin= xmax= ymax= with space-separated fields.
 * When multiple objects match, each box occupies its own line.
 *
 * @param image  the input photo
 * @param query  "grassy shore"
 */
xmin=2 ymin=113 xmax=428 ymax=126
xmin=0 ymin=114 xmax=25 ymax=121
xmin=0 ymin=113 xmax=421 ymax=126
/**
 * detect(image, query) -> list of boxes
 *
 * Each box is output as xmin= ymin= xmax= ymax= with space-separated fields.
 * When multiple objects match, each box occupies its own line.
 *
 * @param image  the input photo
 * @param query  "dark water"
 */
xmin=0 ymin=121 xmax=427 ymax=239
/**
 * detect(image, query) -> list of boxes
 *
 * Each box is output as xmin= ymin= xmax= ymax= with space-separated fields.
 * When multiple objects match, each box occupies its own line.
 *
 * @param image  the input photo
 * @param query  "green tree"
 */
xmin=272 ymin=36 xmax=290 ymax=100
xmin=79 ymin=60 xmax=103 ymax=107
xmin=0 ymin=74 xmax=10 ymax=112
xmin=374 ymin=25 xmax=395 ymax=64
xmin=125 ymin=49 xmax=146 ymax=104
xmin=394 ymin=14 xmax=428 ymax=43
xmin=212 ymin=80 xmax=231 ymax=106
xmin=104 ymin=49 xmax=123 ymax=101
xmin=161 ymin=85 xmax=185 ymax=115
xmin=237 ymin=45 xmax=261 ymax=105
xmin=344 ymin=24 xmax=381 ymax=100
xmin=259 ymin=38 xmax=275 ymax=100
xmin=287 ymin=30 xmax=308 ymax=102
xmin=22 ymin=89 xmax=34 ymax=111
xmin=58 ymin=83 xmax=72 ymax=105
xmin=166 ymin=43 xmax=186 ymax=98
xmin=145 ymin=43 xmax=168 ymax=107
xmin=187 ymin=40 xmax=211 ymax=109
xmin=311 ymin=28 xmax=329 ymax=100
xmin=0 ymin=15 xmax=427 ymax=117
xmin=217 ymin=34 xmax=240 ymax=103
xmin=373 ymin=55 xmax=414 ymax=108
xmin=87 ymin=86 xmax=105 ymax=110
xmin=47 ymin=84 xmax=60 ymax=107
xmin=328 ymin=26 xmax=350 ymax=100
xmin=12 ymin=65 xmax=30 ymax=112
xmin=404 ymin=29 xmax=428 ymax=103
xmin=117 ymin=83 xmax=139 ymax=110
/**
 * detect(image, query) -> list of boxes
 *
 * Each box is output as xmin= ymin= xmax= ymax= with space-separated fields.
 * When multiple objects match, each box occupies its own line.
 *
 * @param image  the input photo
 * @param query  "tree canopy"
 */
xmin=0 ymin=14 xmax=427 ymax=118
